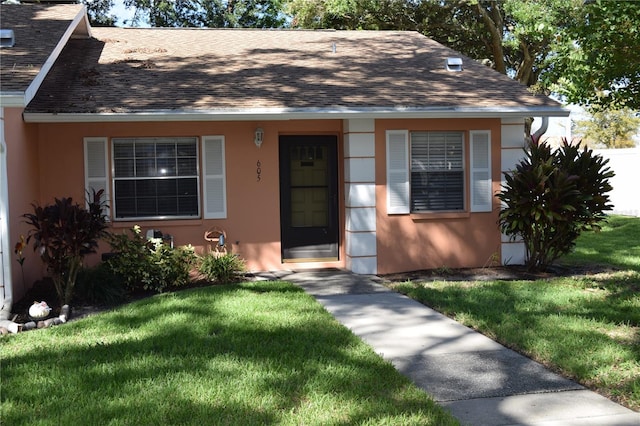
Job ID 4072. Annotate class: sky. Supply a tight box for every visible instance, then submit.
[110,0,135,27]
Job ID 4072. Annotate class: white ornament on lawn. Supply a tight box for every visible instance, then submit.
[29,301,52,319]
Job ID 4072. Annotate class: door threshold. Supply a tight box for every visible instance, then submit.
[282,257,339,263]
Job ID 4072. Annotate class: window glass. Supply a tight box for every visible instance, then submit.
[410,132,464,212]
[112,137,199,219]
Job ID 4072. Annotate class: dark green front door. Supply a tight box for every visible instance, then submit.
[279,135,339,261]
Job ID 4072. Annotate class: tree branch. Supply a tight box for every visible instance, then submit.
[476,1,506,74]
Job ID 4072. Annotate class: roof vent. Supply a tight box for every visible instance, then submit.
[0,29,15,48]
[445,57,463,72]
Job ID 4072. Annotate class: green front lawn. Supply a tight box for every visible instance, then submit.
[562,214,640,271]
[1,281,457,425]
[389,215,640,411]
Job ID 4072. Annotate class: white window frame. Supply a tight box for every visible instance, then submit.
[410,131,465,213]
[110,137,201,221]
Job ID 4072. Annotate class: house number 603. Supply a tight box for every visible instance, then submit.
[256,160,262,182]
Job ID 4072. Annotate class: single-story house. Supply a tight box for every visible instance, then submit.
[0,4,568,305]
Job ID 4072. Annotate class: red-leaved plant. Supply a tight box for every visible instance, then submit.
[23,190,110,306]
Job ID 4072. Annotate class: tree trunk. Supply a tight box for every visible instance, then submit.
[476,1,506,75]
[53,256,83,306]
[516,41,536,86]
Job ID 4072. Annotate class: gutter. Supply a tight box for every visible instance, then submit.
[532,116,550,140]
[0,92,26,108]
[23,105,570,123]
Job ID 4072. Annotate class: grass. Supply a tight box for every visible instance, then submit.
[561,214,640,271]
[1,281,457,425]
[389,215,640,411]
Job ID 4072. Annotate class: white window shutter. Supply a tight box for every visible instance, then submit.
[386,130,410,214]
[470,131,492,212]
[83,137,110,214]
[202,136,227,219]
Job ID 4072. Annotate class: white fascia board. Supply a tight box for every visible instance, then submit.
[24,6,92,106]
[23,105,570,123]
[0,93,26,107]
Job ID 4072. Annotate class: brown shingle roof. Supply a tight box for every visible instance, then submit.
[25,26,562,115]
[0,4,85,93]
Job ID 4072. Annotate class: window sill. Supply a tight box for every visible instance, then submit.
[410,211,470,221]
[111,218,204,229]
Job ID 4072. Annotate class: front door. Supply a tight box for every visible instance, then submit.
[279,135,339,261]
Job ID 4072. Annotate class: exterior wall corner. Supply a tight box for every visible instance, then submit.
[500,117,526,265]
[343,119,377,274]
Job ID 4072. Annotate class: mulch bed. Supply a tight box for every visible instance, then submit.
[8,263,618,329]
[379,263,619,283]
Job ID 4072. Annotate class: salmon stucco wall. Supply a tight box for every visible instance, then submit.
[5,108,45,299]
[375,118,503,274]
[34,119,346,274]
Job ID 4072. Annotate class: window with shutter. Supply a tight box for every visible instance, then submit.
[202,136,227,219]
[410,132,464,212]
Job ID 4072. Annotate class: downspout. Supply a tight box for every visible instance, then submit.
[532,116,549,141]
[0,108,19,333]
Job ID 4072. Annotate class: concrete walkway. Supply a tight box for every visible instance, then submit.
[257,269,640,426]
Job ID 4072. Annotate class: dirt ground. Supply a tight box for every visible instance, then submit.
[379,263,618,283]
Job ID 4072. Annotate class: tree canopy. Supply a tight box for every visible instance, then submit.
[548,0,640,110]
[574,108,640,149]
[121,0,287,28]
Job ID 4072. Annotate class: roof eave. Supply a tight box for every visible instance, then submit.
[22,105,570,123]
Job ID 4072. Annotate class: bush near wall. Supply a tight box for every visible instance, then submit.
[105,226,197,293]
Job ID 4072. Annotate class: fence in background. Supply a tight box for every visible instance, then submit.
[594,147,640,217]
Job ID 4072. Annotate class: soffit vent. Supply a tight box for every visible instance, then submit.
[445,57,463,72]
[0,29,15,48]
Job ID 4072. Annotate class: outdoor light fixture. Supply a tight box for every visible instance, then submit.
[254,127,264,148]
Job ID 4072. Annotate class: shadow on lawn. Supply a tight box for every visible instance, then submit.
[2,282,450,425]
[391,277,640,410]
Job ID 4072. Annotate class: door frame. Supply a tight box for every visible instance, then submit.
[279,135,340,262]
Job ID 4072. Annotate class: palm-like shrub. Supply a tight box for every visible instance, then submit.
[23,190,109,305]
[497,138,614,271]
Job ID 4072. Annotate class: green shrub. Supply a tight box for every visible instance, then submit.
[498,138,614,271]
[105,226,197,293]
[199,253,246,283]
[75,263,128,306]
